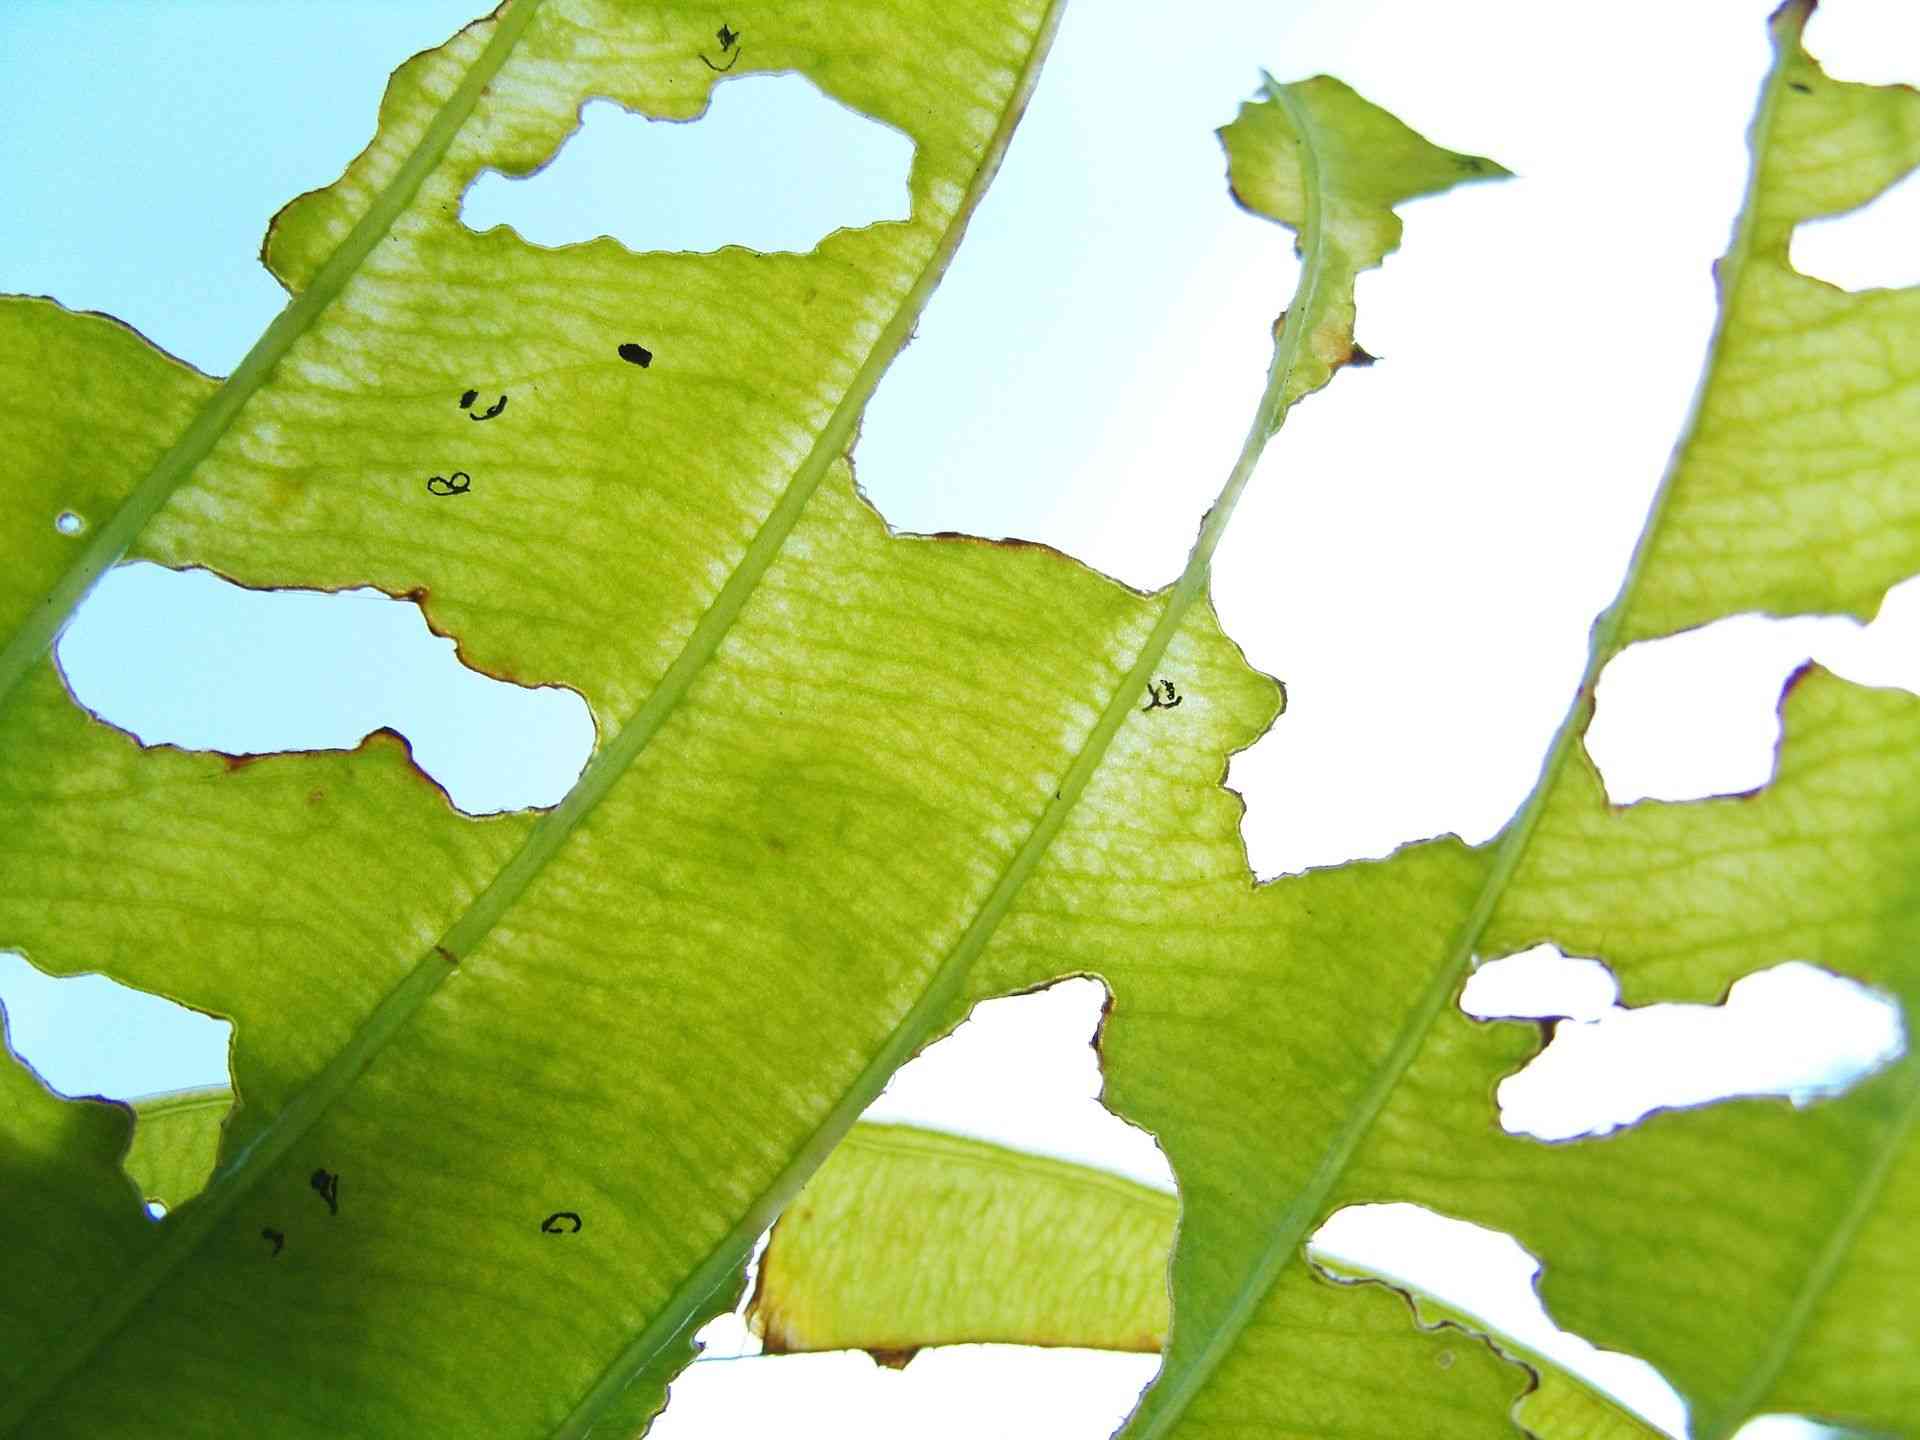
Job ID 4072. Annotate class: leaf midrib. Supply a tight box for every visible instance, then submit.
[5,1,1080,1435]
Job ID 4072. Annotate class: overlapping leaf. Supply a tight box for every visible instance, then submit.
[745,1123,1668,1439]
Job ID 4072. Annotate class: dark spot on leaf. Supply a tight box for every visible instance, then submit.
[1347,343,1377,367]
[700,26,742,72]
[459,389,478,409]
[1789,80,1812,93]
[541,1211,582,1233]
[1144,678,1183,711]
[866,1348,918,1371]
[618,342,653,368]
[309,1168,339,1216]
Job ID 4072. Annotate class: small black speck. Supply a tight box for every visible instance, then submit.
[717,23,738,50]
[459,389,478,409]
[1788,80,1812,94]
[618,343,654,368]
[310,1168,340,1216]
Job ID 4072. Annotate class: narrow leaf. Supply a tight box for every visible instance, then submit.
[747,1123,1667,1440]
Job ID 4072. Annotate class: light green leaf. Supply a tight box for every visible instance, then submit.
[1221,74,1505,415]
[0,4,1502,1438]
[122,1088,231,1213]
[950,6,1917,1437]
[1403,7,1920,1431]
[745,1123,1666,1439]
[749,1123,1176,1361]
[1610,2,1920,643]
[1,0,1101,1433]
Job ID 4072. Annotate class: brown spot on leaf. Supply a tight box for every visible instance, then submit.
[866,1347,918,1371]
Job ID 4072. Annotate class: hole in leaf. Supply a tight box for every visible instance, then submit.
[54,510,84,536]
[1312,1203,1686,1436]
[460,78,914,255]
[1804,2,1920,86]
[1585,579,1920,805]
[144,1200,167,1221]
[1470,951,1904,1141]
[1462,946,1618,1022]
[56,562,595,816]
[860,977,1173,1192]
[0,951,230,1101]
[1791,164,1920,291]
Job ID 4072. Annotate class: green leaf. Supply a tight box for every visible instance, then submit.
[749,1123,1176,1361]
[0,4,1501,1438]
[1,0,1096,1432]
[1389,8,1920,1431]
[122,1088,231,1213]
[745,1123,1667,1439]
[1220,74,1505,415]
[949,6,1918,1437]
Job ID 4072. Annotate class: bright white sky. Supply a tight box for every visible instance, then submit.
[2,2,1917,1436]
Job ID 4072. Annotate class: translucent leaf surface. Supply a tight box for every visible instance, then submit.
[9,1,1904,1436]
[0,1,1111,1433]
[959,7,1915,1437]
[746,1123,1665,1439]
[122,1088,230,1213]
[0,4,1502,1437]
[1438,8,1920,1430]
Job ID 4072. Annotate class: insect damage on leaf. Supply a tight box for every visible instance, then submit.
[8,2,1913,1439]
